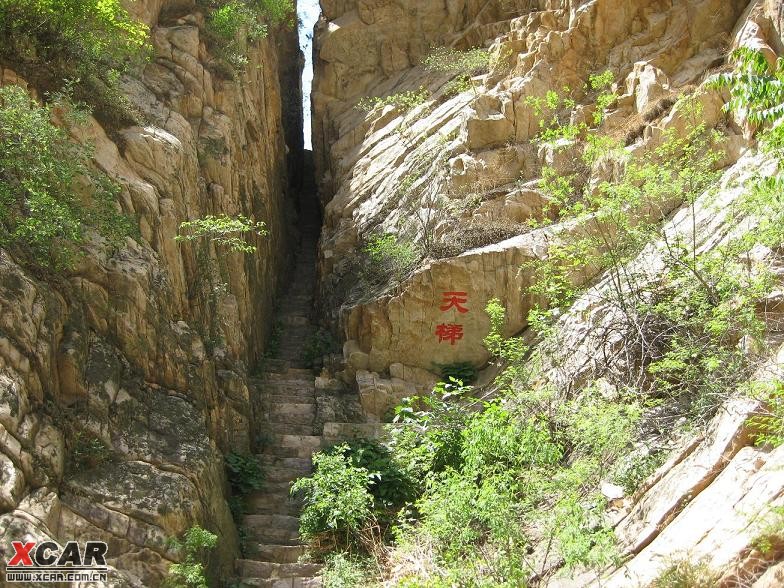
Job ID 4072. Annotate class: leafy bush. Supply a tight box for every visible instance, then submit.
[67,430,113,472]
[176,214,267,253]
[651,558,721,588]
[710,47,784,124]
[225,452,264,495]
[361,233,421,288]
[291,446,375,549]
[200,0,294,73]
[522,92,777,424]
[0,85,135,270]
[422,47,490,76]
[335,439,417,511]
[357,87,430,113]
[164,526,218,588]
[0,0,149,125]
[302,329,339,369]
[422,47,490,98]
[749,381,784,447]
[430,219,524,259]
[322,552,376,588]
[390,380,474,481]
[435,362,477,385]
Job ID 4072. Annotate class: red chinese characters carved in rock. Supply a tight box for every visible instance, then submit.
[440,291,469,313]
[436,291,469,344]
[435,323,464,345]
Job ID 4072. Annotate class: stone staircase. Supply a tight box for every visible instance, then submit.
[236,207,324,586]
[235,178,383,585]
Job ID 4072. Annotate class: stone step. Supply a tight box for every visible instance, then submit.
[272,434,323,451]
[259,455,313,470]
[264,395,316,406]
[259,445,308,459]
[259,380,316,392]
[237,560,322,580]
[268,422,317,436]
[280,316,311,327]
[278,333,312,354]
[265,403,316,425]
[243,524,301,545]
[243,544,307,564]
[261,480,297,496]
[264,434,324,458]
[259,359,290,373]
[263,369,316,380]
[321,422,385,441]
[243,513,300,530]
[239,576,322,588]
[265,466,312,484]
[277,343,312,354]
[245,494,302,516]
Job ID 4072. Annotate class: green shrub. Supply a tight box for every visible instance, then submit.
[422,47,490,99]
[611,449,666,495]
[176,214,267,253]
[422,47,490,76]
[164,526,218,588]
[361,233,421,288]
[431,219,525,258]
[291,446,375,549]
[301,329,339,368]
[710,47,784,125]
[357,87,430,113]
[322,552,378,588]
[0,0,149,125]
[752,504,784,556]
[651,558,721,588]
[225,452,264,495]
[390,380,474,480]
[749,381,784,447]
[200,0,294,73]
[0,85,135,270]
[209,1,268,42]
[434,362,477,385]
[67,430,113,472]
[336,439,417,511]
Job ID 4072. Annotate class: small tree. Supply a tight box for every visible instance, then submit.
[176,214,267,253]
[164,526,218,588]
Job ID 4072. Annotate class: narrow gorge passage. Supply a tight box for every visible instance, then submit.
[237,182,324,586]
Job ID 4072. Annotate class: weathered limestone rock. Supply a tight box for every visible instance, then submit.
[313,0,751,375]
[0,0,300,584]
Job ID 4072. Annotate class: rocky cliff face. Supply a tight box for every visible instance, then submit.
[311,0,784,583]
[0,1,300,585]
[312,0,768,390]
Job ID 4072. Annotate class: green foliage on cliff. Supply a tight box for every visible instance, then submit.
[291,447,376,549]
[361,233,421,288]
[176,214,267,253]
[164,526,218,588]
[0,0,150,125]
[357,87,431,113]
[292,303,638,583]
[0,85,134,270]
[200,0,295,72]
[422,47,490,98]
[294,51,784,585]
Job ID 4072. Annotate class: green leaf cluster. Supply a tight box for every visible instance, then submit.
[0,85,135,270]
[357,87,430,113]
[200,0,294,72]
[360,233,421,288]
[164,526,218,588]
[176,214,267,254]
[0,0,150,125]
[291,447,376,548]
